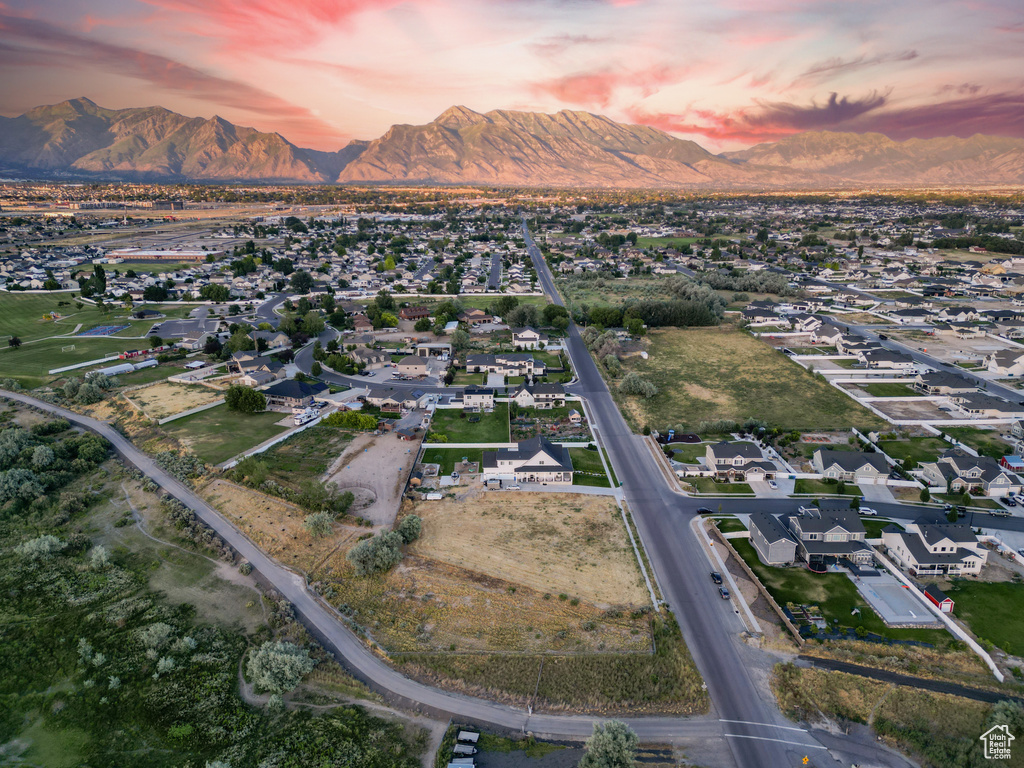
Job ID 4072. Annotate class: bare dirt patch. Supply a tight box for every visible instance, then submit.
[871,399,957,421]
[199,478,366,574]
[324,432,422,526]
[127,380,223,420]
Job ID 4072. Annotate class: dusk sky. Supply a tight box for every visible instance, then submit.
[1,0,1022,152]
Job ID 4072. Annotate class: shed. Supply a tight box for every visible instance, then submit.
[924,585,954,613]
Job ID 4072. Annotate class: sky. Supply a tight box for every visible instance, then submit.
[1,0,1022,152]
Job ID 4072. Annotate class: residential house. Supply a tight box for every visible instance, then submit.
[882,518,987,576]
[465,353,545,377]
[511,382,566,409]
[920,449,1022,496]
[812,449,890,484]
[398,306,431,321]
[396,355,428,377]
[784,508,873,566]
[250,329,290,351]
[228,353,285,379]
[351,314,374,333]
[949,392,1024,419]
[811,323,844,346]
[512,327,549,349]
[263,380,327,411]
[915,371,977,396]
[748,511,798,566]
[704,441,777,481]
[458,308,493,326]
[482,436,573,485]
[462,386,494,410]
[349,347,391,370]
[790,313,823,333]
[986,349,1024,377]
[861,350,918,371]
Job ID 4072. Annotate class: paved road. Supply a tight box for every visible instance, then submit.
[487,250,502,290]
[522,221,827,767]
[255,292,288,328]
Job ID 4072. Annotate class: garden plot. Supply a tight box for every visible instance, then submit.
[125,380,223,420]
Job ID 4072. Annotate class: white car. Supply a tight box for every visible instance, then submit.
[860,507,878,516]
[767,479,778,490]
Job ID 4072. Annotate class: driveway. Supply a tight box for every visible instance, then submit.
[860,483,897,503]
[748,479,792,498]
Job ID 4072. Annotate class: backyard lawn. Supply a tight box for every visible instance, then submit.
[568,446,610,488]
[669,443,708,463]
[941,427,1013,461]
[161,405,288,465]
[862,383,919,397]
[713,517,748,534]
[878,437,949,467]
[449,369,486,386]
[731,539,948,644]
[428,403,509,443]
[618,326,887,432]
[419,447,484,475]
[945,581,1024,656]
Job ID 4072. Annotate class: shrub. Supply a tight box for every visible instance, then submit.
[224,384,266,413]
[396,514,422,544]
[246,641,317,694]
[303,511,335,538]
[347,531,404,576]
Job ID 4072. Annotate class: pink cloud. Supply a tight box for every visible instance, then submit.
[531,65,680,108]
[0,11,344,146]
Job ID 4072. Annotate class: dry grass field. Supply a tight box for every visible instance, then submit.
[199,478,364,574]
[620,326,888,432]
[126,380,223,420]
[411,492,646,606]
[310,492,652,655]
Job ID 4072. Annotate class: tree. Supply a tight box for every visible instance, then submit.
[246,641,317,694]
[506,304,540,328]
[396,515,422,544]
[490,295,519,318]
[290,270,314,293]
[619,372,658,398]
[7,336,21,348]
[224,329,256,355]
[379,312,398,328]
[143,285,169,301]
[303,312,326,335]
[450,328,470,352]
[414,317,432,332]
[625,317,645,337]
[310,360,322,377]
[203,336,223,355]
[149,335,163,348]
[919,487,930,503]
[578,721,638,768]
[375,289,396,312]
[224,385,266,413]
[199,284,230,302]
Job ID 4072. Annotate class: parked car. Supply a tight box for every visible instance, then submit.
[860,507,878,516]
[697,507,713,514]
[1005,497,1017,507]
[719,587,731,600]
[767,479,778,490]
[710,571,723,584]
[878,333,889,340]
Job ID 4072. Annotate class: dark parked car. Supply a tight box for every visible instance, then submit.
[710,571,723,584]
[878,333,889,340]
[1006,498,1017,507]
[697,507,713,514]
[719,587,731,600]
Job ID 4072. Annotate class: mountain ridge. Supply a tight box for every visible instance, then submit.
[1,98,1023,187]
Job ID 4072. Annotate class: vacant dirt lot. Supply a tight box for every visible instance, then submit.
[199,478,365,574]
[871,398,957,421]
[411,491,647,606]
[127,381,223,420]
[324,432,422,526]
[310,491,653,654]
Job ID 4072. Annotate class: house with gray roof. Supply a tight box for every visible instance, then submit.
[705,441,777,481]
[812,449,890,484]
[920,449,1022,497]
[748,511,798,566]
[482,436,573,485]
[882,518,987,576]
[784,508,873,566]
[914,371,977,396]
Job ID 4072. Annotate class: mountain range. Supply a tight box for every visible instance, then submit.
[1,97,1023,188]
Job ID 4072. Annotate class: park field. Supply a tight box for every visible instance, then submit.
[619,326,888,432]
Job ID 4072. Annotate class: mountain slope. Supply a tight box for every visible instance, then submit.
[335,106,748,187]
[0,97,326,181]
[724,130,1024,184]
[1,98,1023,186]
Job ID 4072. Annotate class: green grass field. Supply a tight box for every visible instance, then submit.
[731,539,949,644]
[635,236,702,249]
[669,443,708,463]
[619,327,887,432]
[862,383,919,397]
[419,447,484,475]
[947,581,1024,656]
[793,479,862,496]
[0,292,107,343]
[714,517,748,534]
[879,437,949,466]
[0,337,145,388]
[692,478,754,495]
[568,447,610,487]
[941,427,1012,460]
[161,405,288,465]
[449,369,486,386]
[428,403,509,443]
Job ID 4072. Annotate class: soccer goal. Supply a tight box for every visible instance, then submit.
[62,344,76,353]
